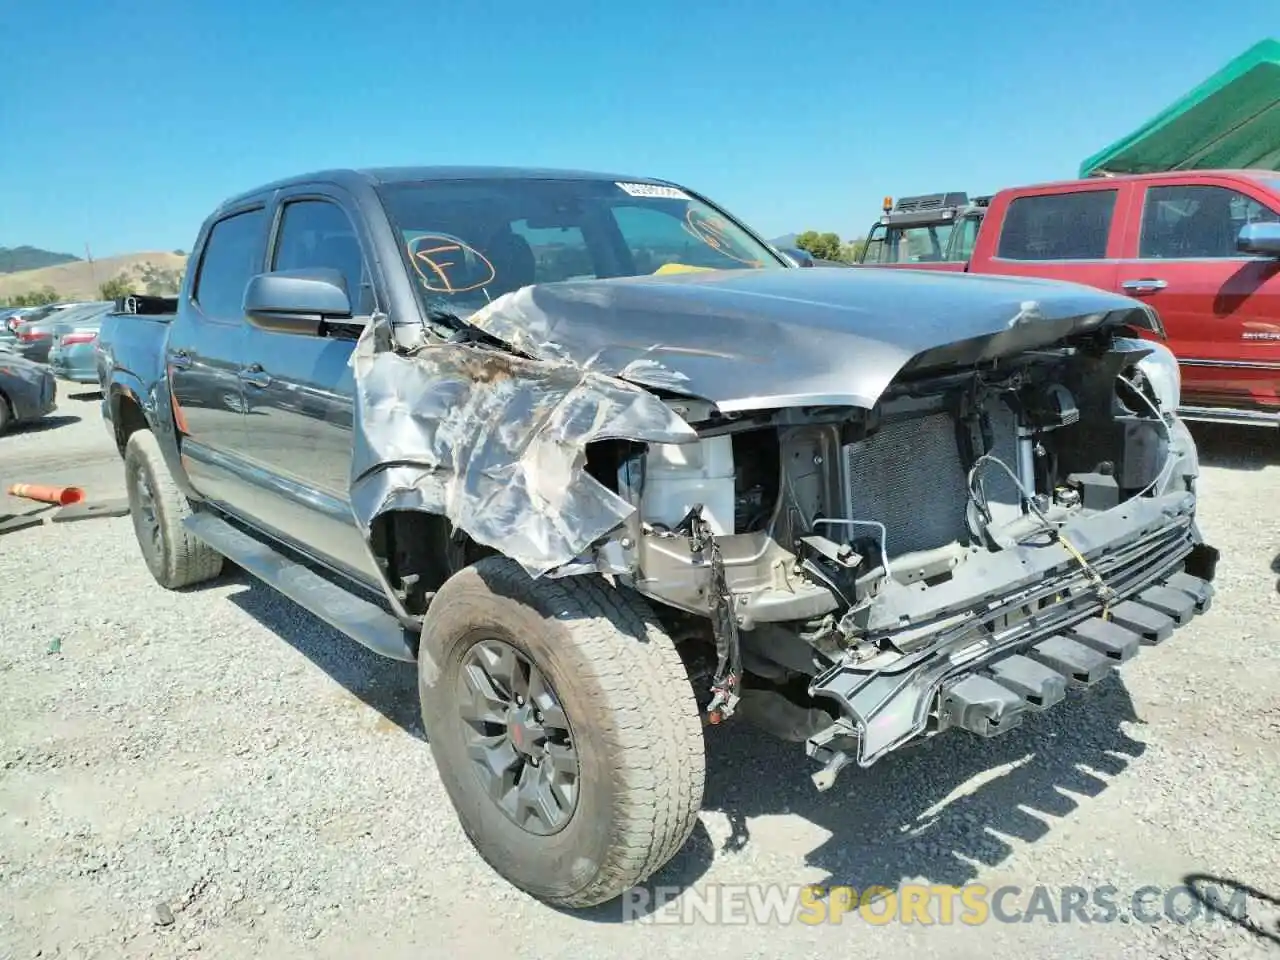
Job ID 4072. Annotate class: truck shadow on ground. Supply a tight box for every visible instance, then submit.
[1184,873,1280,946]
[10,415,80,436]
[223,575,424,739]
[590,675,1147,921]
[216,567,1147,924]
[1189,423,1280,470]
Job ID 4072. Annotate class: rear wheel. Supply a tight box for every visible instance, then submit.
[0,392,12,434]
[418,557,706,908]
[123,430,224,589]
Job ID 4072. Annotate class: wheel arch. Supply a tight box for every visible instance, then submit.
[366,508,497,616]
[109,384,150,455]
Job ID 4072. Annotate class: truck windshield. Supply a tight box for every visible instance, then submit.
[861,222,954,264]
[375,178,784,316]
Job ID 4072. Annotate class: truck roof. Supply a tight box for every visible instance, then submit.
[216,166,676,211]
[992,168,1280,196]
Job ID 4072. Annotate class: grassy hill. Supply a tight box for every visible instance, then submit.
[0,252,188,302]
[0,246,80,274]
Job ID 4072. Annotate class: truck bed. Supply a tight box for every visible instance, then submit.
[95,297,175,437]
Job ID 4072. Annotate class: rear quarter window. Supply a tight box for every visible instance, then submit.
[996,190,1117,261]
[193,208,267,321]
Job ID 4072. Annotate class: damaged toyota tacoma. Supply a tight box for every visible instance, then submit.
[97,167,1219,908]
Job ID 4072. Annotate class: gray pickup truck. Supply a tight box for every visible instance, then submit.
[97,166,1218,908]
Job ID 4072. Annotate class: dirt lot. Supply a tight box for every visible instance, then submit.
[1,391,1278,960]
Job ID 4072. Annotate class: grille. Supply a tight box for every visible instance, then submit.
[843,400,1021,558]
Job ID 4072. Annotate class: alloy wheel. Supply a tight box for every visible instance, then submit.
[456,637,579,835]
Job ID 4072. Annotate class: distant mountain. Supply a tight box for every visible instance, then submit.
[0,245,80,275]
[768,233,799,248]
[0,252,187,301]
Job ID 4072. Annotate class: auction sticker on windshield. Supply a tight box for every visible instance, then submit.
[615,182,691,200]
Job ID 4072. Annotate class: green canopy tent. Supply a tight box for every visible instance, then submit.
[1079,38,1280,177]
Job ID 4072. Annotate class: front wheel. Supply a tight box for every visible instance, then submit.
[418,557,706,908]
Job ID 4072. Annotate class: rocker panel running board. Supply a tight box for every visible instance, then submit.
[183,512,417,662]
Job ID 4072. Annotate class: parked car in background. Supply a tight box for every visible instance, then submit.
[1,306,50,349]
[857,192,989,266]
[5,300,93,342]
[48,312,111,383]
[12,300,111,364]
[0,309,23,350]
[859,171,1280,428]
[774,249,855,268]
[965,171,1280,427]
[0,351,57,433]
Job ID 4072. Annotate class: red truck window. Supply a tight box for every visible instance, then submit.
[1139,184,1280,259]
[997,190,1117,261]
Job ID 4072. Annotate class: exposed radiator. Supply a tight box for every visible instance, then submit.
[843,400,1021,558]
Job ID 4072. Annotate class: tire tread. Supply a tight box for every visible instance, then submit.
[125,430,224,589]
[434,557,706,908]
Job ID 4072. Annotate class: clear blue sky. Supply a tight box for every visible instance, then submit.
[2,0,1275,257]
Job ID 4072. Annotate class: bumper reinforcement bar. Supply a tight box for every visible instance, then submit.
[805,563,1214,789]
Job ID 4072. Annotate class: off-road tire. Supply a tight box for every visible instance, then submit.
[123,430,224,589]
[418,556,706,908]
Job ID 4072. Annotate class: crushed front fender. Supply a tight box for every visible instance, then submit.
[348,321,697,579]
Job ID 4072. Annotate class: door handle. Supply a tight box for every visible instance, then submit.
[1121,278,1168,295]
[169,349,192,370]
[238,363,271,388]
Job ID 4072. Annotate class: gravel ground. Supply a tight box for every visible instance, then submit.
[1,392,1278,960]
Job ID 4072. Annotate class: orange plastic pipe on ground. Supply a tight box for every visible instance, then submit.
[7,484,86,506]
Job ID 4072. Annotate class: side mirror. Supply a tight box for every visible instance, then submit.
[243,268,353,335]
[1236,221,1280,257]
[776,246,816,267]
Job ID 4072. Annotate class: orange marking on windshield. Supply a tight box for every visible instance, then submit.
[683,208,758,265]
[406,234,496,294]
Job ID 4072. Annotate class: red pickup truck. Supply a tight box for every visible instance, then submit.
[872,170,1280,427]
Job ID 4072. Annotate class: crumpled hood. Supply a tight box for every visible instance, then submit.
[464,266,1162,413]
[349,265,1161,580]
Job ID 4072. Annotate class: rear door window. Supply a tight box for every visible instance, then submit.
[193,208,267,322]
[1139,184,1280,259]
[997,190,1117,261]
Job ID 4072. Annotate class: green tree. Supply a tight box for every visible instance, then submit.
[839,237,868,263]
[139,261,183,295]
[100,274,136,300]
[795,230,843,261]
[6,286,61,306]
